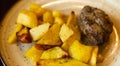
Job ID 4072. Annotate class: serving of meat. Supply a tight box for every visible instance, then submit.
[78,6,113,46]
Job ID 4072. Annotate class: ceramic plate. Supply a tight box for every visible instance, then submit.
[0,0,120,66]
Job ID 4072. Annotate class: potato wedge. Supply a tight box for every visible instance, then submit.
[30,23,50,41]
[7,32,17,44]
[17,27,28,36]
[43,11,54,25]
[30,3,47,17]
[24,45,44,66]
[59,24,74,42]
[7,24,23,44]
[62,35,79,51]
[40,47,68,59]
[37,59,89,66]
[66,11,78,27]
[69,40,93,63]
[89,46,98,66]
[53,10,64,18]
[62,12,80,51]
[54,17,65,25]
[37,24,62,45]
[17,10,38,28]
[14,24,23,32]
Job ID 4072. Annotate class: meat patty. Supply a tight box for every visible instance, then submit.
[78,6,113,46]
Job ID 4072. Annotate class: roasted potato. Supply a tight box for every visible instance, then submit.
[53,10,64,18]
[30,3,47,17]
[62,35,78,51]
[43,11,54,25]
[37,24,62,45]
[7,32,17,44]
[17,10,38,28]
[54,17,65,25]
[62,12,80,51]
[7,24,23,44]
[89,46,98,66]
[30,23,50,41]
[40,47,68,59]
[14,24,23,32]
[69,40,93,63]
[59,24,74,42]
[24,45,44,66]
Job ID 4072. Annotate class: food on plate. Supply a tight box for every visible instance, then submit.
[54,16,65,25]
[40,47,68,59]
[7,24,23,44]
[59,24,74,42]
[61,12,80,51]
[69,40,93,63]
[37,23,62,45]
[53,10,64,18]
[17,10,38,28]
[89,46,98,66]
[30,3,47,17]
[24,45,44,66]
[8,4,113,66]
[30,23,50,41]
[78,6,113,46]
[43,11,54,25]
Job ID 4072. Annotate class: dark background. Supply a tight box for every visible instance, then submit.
[0,0,18,65]
[0,0,18,21]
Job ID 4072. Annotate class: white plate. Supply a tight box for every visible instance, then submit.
[0,0,120,66]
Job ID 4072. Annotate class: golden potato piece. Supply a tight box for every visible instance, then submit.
[17,10,38,28]
[62,12,80,51]
[40,47,68,59]
[43,11,54,25]
[24,45,44,66]
[30,23,50,41]
[53,10,64,18]
[66,11,78,27]
[7,24,23,44]
[17,27,28,36]
[54,17,65,25]
[89,46,98,66]
[37,59,89,66]
[7,32,17,44]
[30,3,47,17]
[59,24,74,42]
[14,24,23,32]
[62,35,79,51]
[69,40,93,63]
[37,24,62,45]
